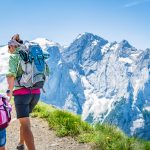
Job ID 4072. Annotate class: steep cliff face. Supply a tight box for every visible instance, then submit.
[38,40,85,114]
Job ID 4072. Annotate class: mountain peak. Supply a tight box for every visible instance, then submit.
[145,48,150,51]
[76,32,107,41]
[32,38,58,46]
[73,32,108,47]
[119,40,132,48]
[117,40,137,57]
[32,38,60,50]
[76,32,98,38]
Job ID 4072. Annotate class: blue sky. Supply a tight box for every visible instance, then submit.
[0,0,149,49]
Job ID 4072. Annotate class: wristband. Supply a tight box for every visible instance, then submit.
[6,89,12,94]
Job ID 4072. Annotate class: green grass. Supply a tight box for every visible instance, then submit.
[32,102,150,150]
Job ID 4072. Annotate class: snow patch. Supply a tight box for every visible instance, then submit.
[130,118,145,135]
[101,43,110,54]
[132,67,149,103]
[81,76,113,122]
[143,106,150,112]
[119,57,132,64]
[32,38,59,50]
[63,94,78,113]
[69,70,78,83]
[0,46,10,74]
[92,40,98,46]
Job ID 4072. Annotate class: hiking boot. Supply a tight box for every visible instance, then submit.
[16,144,25,150]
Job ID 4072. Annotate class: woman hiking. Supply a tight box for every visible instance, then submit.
[6,34,41,150]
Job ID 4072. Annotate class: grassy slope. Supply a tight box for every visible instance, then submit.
[32,102,150,150]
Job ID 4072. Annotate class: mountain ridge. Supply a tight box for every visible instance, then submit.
[0,32,149,140]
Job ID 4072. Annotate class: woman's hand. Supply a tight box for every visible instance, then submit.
[6,92,12,101]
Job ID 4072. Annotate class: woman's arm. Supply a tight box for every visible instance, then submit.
[6,76,15,100]
[6,53,19,100]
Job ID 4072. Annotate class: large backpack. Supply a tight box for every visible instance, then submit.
[0,94,12,129]
[16,42,50,90]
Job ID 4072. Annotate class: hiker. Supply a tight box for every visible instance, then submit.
[6,34,45,150]
[0,95,12,150]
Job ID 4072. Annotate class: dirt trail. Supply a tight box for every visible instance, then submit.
[6,105,92,150]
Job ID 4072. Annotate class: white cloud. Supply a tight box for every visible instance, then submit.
[125,0,150,8]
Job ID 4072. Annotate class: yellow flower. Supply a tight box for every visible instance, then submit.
[106,137,110,140]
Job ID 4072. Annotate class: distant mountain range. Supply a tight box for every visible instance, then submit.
[0,33,149,140]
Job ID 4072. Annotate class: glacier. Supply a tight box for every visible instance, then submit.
[0,33,149,140]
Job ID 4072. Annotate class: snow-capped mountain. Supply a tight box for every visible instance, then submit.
[31,38,61,51]
[0,45,10,93]
[0,33,149,140]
